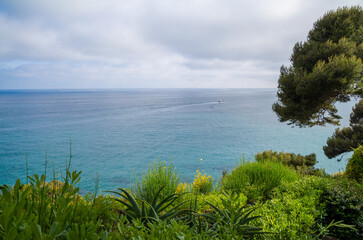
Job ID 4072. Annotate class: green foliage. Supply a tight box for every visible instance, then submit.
[0,179,38,239]
[274,55,363,127]
[1,148,360,239]
[0,169,112,239]
[273,6,363,128]
[255,150,316,174]
[273,6,363,160]
[66,221,108,240]
[315,219,357,240]
[319,177,363,239]
[133,160,180,204]
[221,160,300,202]
[253,176,327,239]
[108,186,190,224]
[175,182,190,194]
[179,191,247,214]
[345,145,363,183]
[79,194,120,228]
[114,216,212,240]
[201,192,265,239]
[200,192,247,213]
[307,6,363,44]
[265,175,362,239]
[191,170,214,194]
[324,100,363,158]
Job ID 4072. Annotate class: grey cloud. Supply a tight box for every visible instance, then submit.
[140,0,361,62]
[0,0,361,88]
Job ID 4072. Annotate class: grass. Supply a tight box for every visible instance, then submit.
[221,160,300,201]
[133,160,180,204]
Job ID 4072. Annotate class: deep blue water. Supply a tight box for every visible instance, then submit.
[0,89,356,193]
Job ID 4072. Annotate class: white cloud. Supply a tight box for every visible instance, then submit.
[0,0,361,88]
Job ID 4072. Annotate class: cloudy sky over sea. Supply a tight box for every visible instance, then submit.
[0,0,361,89]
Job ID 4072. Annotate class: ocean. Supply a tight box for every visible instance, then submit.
[0,89,356,193]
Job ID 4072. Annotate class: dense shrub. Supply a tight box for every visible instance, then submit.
[1,151,361,239]
[201,192,265,239]
[0,171,112,239]
[80,194,120,227]
[175,182,190,194]
[253,176,327,239]
[320,177,363,239]
[221,160,300,202]
[255,150,317,174]
[258,174,363,240]
[181,191,247,213]
[109,186,191,225]
[191,170,214,194]
[133,160,180,203]
[345,145,363,183]
[113,217,212,239]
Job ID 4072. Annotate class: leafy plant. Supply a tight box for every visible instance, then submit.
[0,170,83,239]
[201,191,266,239]
[0,164,115,239]
[0,179,37,239]
[114,216,211,240]
[175,182,190,194]
[133,160,180,204]
[177,191,247,215]
[253,176,326,239]
[256,150,316,167]
[221,160,300,202]
[345,145,363,183]
[108,186,190,224]
[66,221,109,240]
[80,193,120,229]
[315,219,357,239]
[191,170,214,194]
[319,177,363,239]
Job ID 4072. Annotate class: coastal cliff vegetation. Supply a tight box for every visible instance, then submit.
[0,146,362,239]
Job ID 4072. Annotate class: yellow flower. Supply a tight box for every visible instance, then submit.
[200,158,203,162]
[332,171,344,177]
[175,182,189,194]
[191,170,213,194]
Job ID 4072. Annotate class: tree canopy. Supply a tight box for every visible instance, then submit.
[323,99,363,159]
[273,6,363,158]
[273,6,363,127]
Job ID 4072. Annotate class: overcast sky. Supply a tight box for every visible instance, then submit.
[0,0,361,89]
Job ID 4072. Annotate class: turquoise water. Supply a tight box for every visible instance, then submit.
[0,89,355,193]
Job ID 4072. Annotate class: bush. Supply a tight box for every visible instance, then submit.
[320,177,363,239]
[133,160,180,203]
[80,194,120,228]
[331,170,346,181]
[253,176,327,239]
[345,145,363,183]
[181,191,247,213]
[0,170,111,239]
[221,160,300,202]
[109,186,191,224]
[255,150,317,174]
[191,170,214,194]
[113,217,211,239]
[175,182,190,194]
[201,192,265,239]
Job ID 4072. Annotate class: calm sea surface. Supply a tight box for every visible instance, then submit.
[0,89,356,192]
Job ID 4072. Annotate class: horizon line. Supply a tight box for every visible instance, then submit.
[0,87,278,91]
